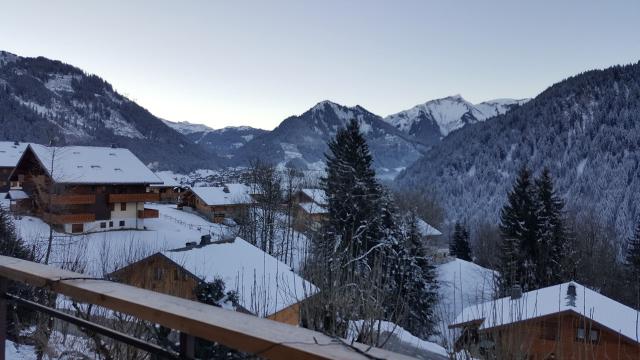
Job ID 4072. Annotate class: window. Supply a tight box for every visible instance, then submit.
[119,220,125,227]
[100,222,106,229]
[71,223,84,233]
[154,267,163,281]
[576,327,599,343]
[109,221,113,228]
[120,202,127,211]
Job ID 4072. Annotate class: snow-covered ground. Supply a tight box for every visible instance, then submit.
[348,320,448,359]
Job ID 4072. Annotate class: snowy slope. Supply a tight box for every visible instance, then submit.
[385,95,529,145]
[162,119,214,134]
[435,259,495,348]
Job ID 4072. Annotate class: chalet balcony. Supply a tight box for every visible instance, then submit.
[108,193,160,203]
[51,194,96,205]
[43,212,96,224]
[137,208,159,219]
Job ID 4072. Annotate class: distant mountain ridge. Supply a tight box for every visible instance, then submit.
[0,51,221,172]
[231,100,425,178]
[384,95,529,146]
[164,120,268,159]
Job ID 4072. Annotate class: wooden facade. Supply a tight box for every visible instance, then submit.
[0,167,13,192]
[148,185,183,203]
[9,147,160,233]
[452,310,640,359]
[111,252,303,326]
[291,189,328,232]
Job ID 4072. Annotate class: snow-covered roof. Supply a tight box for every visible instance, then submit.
[5,189,29,200]
[0,141,29,168]
[451,281,640,343]
[25,144,162,185]
[301,188,327,205]
[190,184,253,206]
[163,237,317,316]
[150,171,181,188]
[298,202,328,215]
[416,218,442,236]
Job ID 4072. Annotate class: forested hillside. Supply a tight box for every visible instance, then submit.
[397,62,640,238]
[0,51,221,172]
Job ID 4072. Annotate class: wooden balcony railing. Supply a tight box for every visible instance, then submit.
[0,256,416,360]
[108,193,159,203]
[137,208,159,219]
[51,194,96,205]
[43,212,96,224]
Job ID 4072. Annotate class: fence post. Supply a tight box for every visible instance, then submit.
[0,277,7,360]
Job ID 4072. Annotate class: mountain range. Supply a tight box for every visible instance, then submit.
[397,61,640,238]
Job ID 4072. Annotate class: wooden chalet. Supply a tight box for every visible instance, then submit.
[449,282,640,359]
[0,141,29,192]
[9,144,162,234]
[179,184,253,223]
[110,236,317,326]
[148,172,184,203]
[292,188,328,231]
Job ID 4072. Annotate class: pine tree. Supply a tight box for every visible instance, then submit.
[450,222,472,261]
[398,211,439,338]
[498,166,538,294]
[321,118,383,271]
[534,168,569,287]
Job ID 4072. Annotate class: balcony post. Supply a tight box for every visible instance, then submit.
[0,277,7,360]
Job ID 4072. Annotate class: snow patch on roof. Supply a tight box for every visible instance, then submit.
[0,141,29,167]
[416,218,442,236]
[27,144,161,184]
[163,237,317,316]
[298,202,327,215]
[190,184,252,206]
[301,188,327,206]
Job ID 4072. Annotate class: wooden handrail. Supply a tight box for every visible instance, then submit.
[0,256,417,360]
[108,193,160,203]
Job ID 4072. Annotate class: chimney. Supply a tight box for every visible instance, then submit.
[200,234,212,246]
[510,284,522,300]
[185,241,197,248]
[110,143,117,149]
[13,141,19,146]
[222,185,230,193]
[567,283,577,297]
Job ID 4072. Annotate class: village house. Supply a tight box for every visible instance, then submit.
[0,141,29,192]
[179,183,253,224]
[110,236,317,325]
[449,281,640,359]
[9,144,162,233]
[291,188,328,231]
[148,172,184,203]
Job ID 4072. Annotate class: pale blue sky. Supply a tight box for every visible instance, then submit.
[1,0,638,129]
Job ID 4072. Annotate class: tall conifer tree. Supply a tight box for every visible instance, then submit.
[534,168,569,286]
[498,166,538,294]
[450,222,472,261]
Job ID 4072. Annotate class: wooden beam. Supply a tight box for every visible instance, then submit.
[0,256,418,360]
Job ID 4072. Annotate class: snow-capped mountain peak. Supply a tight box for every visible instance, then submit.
[384,95,530,145]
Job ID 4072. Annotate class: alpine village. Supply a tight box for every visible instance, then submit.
[1,3,640,360]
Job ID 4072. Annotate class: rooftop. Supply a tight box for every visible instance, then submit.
[162,237,317,316]
[301,188,327,205]
[24,144,161,185]
[0,141,29,168]
[451,281,640,343]
[190,184,253,206]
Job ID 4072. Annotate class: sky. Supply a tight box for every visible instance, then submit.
[1,1,639,130]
